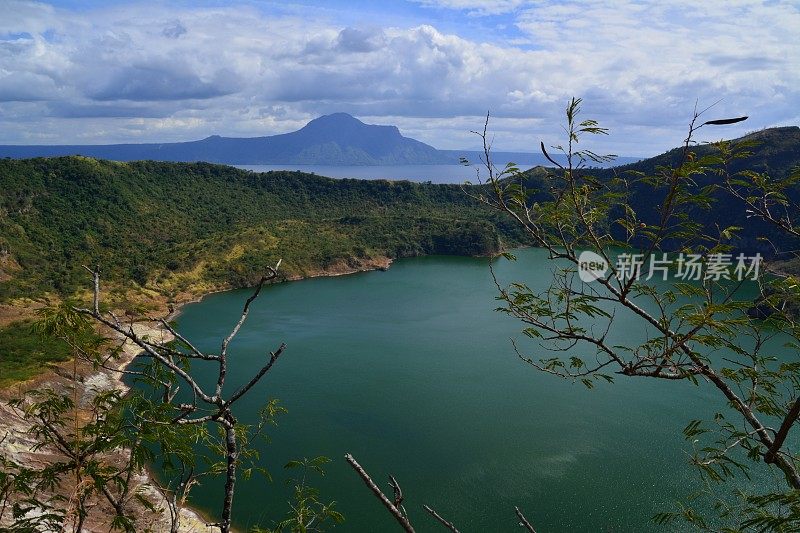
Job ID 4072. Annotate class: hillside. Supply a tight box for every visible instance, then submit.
[518,126,800,256]
[0,127,798,387]
[607,126,800,179]
[2,126,798,305]
[0,157,525,303]
[613,126,800,255]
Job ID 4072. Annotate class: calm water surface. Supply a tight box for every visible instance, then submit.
[235,159,635,183]
[151,249,788,532]
[234,164,517,184]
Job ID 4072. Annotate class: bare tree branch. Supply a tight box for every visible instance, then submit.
[515,506,536,532]
[344,454,415,533]
[423,505,460,532]
[70,260,285,533]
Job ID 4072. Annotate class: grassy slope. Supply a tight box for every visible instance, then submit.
[0,320,71,386]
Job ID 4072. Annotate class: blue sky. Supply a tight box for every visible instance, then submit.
[1,0,799,155]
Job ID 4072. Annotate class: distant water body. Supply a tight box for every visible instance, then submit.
[235,164,519,184]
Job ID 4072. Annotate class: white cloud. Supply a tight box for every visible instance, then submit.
[0,0,797,155]
[411,0,526,16]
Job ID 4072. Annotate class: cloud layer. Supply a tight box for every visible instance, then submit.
[1,0,798,155]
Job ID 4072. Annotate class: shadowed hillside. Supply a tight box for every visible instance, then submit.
[518,126,800,256]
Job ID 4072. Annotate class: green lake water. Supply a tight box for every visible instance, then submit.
[151,248,789,532]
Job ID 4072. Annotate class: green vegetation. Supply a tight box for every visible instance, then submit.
[3,107,800,531]
[0,320,72,386]
[0,276,332,533]
[480,100,800,530]
[3,125,798,303]
[259,457,345,533]
[514,125,800,258]
[0,157,523,302]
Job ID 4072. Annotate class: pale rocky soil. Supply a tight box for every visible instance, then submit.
[0,256,394,531]
[0,322,215,532]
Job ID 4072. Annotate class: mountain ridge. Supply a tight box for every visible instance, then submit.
[0,113,637,166]
[518,125,800,257]
[0,113,449,165]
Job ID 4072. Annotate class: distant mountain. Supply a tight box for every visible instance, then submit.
[0,113,448,165]
[0,113,638,166]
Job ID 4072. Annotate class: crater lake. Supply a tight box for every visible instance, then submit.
[140,248,787,532]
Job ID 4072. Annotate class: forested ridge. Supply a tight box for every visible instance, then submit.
[0,156,524,302]
[2,125,800,304]
[517,125,800,256]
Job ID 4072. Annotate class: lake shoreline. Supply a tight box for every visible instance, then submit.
[0,254,399,531]
[0,320,216,532]
[165,255,394,321]
[114,255,401,529]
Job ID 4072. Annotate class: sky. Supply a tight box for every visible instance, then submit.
[1,0,799,156]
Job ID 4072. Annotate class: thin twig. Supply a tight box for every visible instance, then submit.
[515,506,536,532]
[423,505,460,532]
[344,454,415,533]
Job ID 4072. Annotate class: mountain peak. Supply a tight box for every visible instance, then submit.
[317,112,360,121]
[297,112,402,139]
[0,111,449,164]
[303,112,364,129]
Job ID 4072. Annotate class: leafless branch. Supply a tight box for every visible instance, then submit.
[389,475,407,517]
[344,454,415,532]
[71,260,285,533]
[515,506,536,532]
[423,505,460,532]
